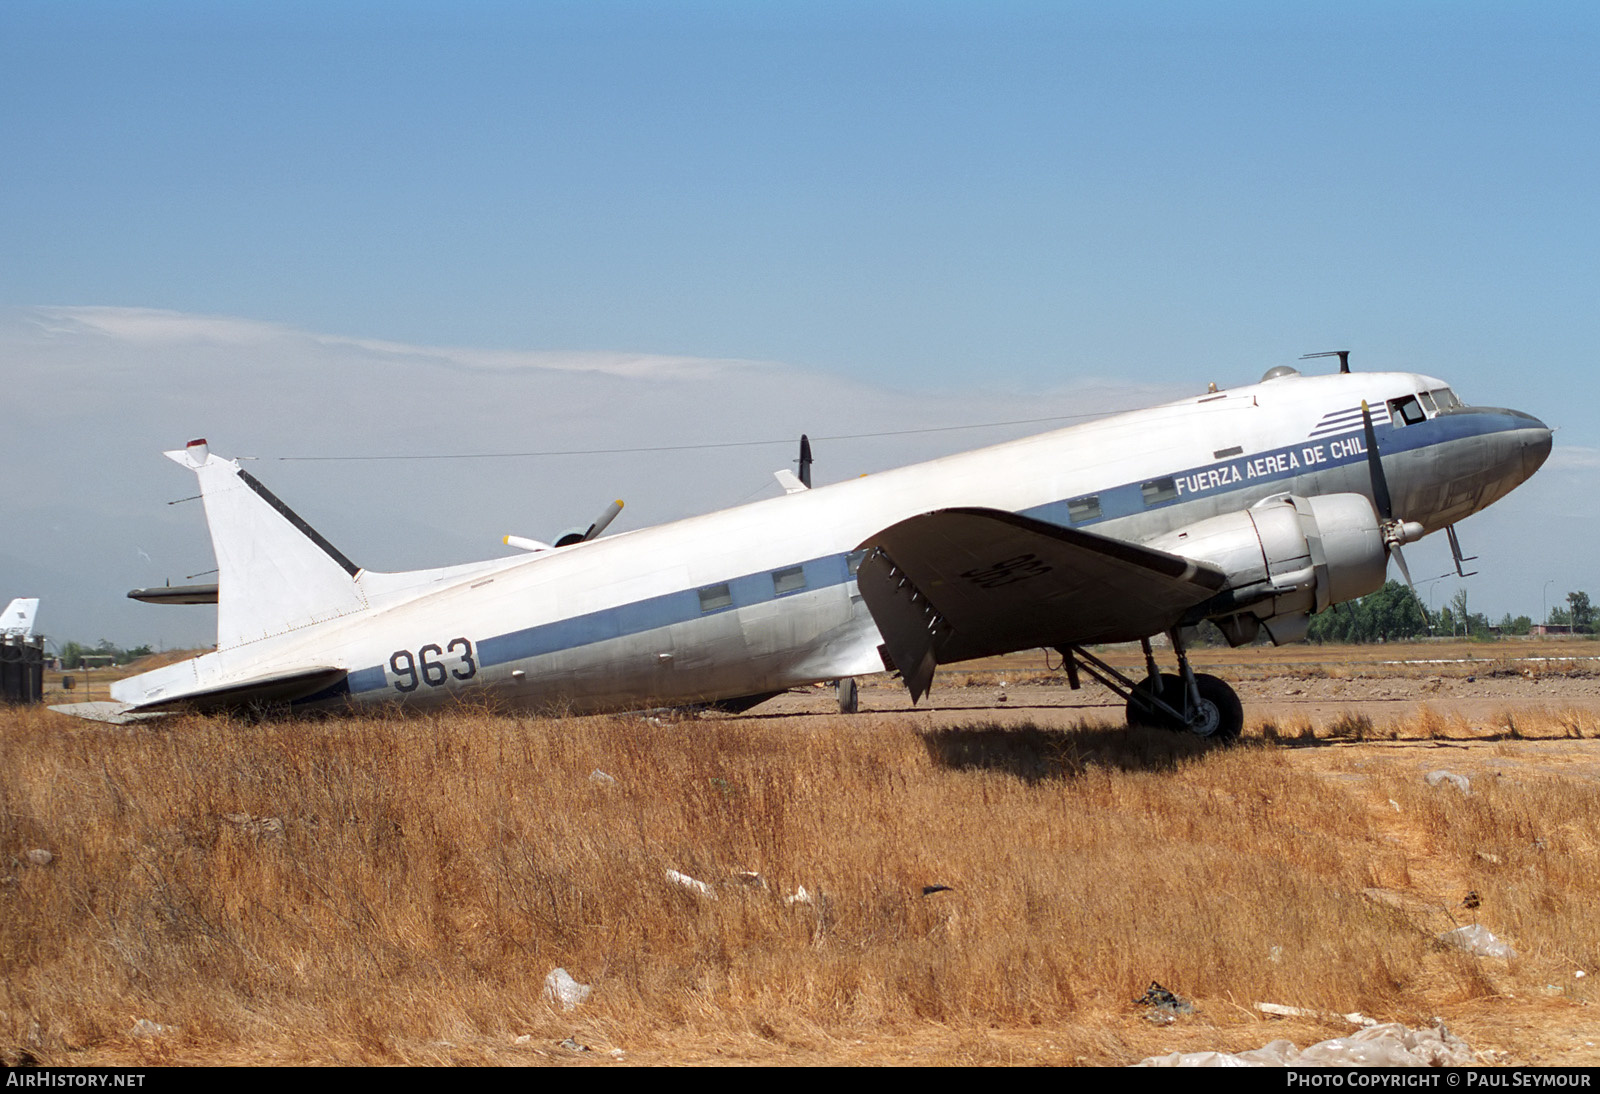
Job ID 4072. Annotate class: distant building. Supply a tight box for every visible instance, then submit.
[1530,623,1574,636]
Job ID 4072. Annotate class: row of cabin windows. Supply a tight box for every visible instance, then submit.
[1065,477,1177,524]
[697,564,814,613]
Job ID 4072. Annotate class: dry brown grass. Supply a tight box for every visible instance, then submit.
[1254,704,1600,744]
[2,699,1597,1065]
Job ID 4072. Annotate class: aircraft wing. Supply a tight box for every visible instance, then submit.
[855,507,1228,701]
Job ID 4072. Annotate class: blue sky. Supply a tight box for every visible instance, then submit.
[2,2,1596,647]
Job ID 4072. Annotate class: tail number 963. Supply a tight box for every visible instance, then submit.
[389,638,478,692]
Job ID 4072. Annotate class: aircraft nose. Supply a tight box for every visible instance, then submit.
[1521,417,1553,480]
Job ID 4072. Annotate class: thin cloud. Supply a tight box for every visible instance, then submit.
[34,306,772,380]
[1546,444,1600,472]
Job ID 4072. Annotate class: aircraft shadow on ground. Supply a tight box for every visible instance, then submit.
[918,721,1229,782]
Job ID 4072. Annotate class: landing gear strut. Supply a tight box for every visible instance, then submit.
[1057,631,1243,743]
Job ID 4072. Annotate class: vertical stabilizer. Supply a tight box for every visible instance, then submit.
[167,439,368,649]
[1,598,39,638]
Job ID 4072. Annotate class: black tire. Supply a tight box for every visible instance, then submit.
[1190,673,1244,743]
[1126,672,1185,731]
[1126,672,1243,743]
[836,677,859,715]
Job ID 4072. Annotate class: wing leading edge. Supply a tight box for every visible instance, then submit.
[855,507,1228,702]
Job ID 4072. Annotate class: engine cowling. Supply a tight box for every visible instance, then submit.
[1145,493,1388,646]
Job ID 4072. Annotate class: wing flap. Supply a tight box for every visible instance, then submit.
[855,508,1227,701]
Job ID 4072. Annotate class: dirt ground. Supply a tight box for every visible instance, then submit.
[761,642,1600,733]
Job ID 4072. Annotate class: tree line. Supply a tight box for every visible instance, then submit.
[57,639,154,669]
[1306,584,1594,644]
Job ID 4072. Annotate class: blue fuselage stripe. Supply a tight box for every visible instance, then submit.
[350,554,857,692]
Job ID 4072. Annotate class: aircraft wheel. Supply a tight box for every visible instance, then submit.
[1188,673,1243,743]
[836,677,859,715]
[1126,673,1185,731]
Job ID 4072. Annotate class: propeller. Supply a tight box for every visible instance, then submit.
[508,499,625,552]
[1359,400,1430,629]
[552,499,625,547]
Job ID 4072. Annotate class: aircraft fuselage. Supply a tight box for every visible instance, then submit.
[111,368,1551,716]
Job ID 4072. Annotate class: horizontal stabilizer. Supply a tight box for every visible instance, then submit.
[49,701,168,725]
[128,583,219,605]
[119,666,349,713]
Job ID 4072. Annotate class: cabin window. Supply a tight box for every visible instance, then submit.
[1067,494,1101,523]
[1388,395,1425,428]
[698,583,733,612]
[1213,445,1243,459]
[1141,478,1178,506]
[772,566,807,596]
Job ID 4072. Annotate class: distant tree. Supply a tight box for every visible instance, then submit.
[1436,607,1457,636]
[1497,613,1533,636]
[1568,591,1594,633]
[1307,581,1429,643]
[59,641,87,670]
[56,639,154,668]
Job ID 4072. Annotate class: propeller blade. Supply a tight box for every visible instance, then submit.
[1359,400,1394,521]
[1360,399,1431,632]
[1391,541,1413,586]
[582,499,625,542]
[1388,544,1434,634]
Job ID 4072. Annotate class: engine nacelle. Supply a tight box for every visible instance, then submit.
[1145,493,1388,646]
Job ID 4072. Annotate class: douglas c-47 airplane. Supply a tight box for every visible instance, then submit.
[70,356,1551,739]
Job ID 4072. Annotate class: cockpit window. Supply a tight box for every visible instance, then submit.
[1388,395,1426,427]
[1429,387,1462,410]
[1417,391,1437,415]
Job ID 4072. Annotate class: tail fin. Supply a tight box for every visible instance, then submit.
[2,598,39,638]
[170,439,367,649]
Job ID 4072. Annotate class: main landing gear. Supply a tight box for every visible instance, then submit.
[1056,631,1244,743]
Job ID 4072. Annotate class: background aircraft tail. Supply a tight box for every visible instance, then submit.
[2,598,39,638]
[169,439,368,649]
